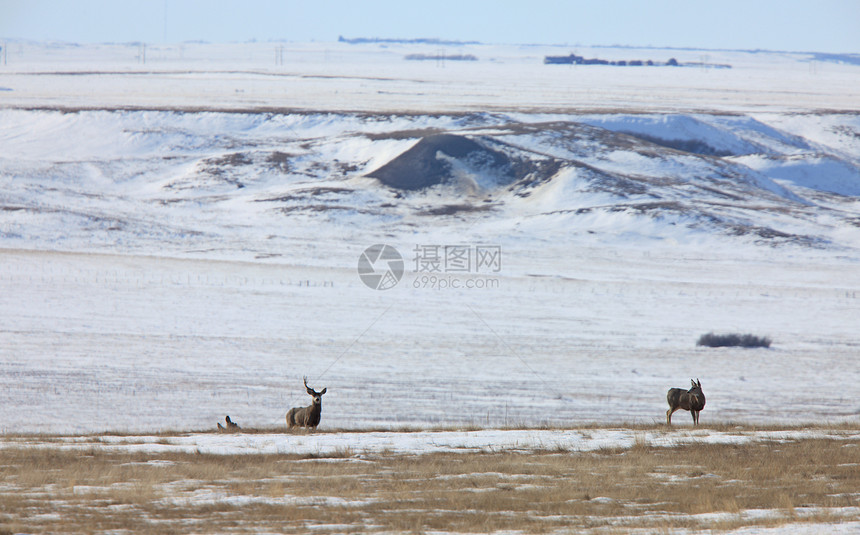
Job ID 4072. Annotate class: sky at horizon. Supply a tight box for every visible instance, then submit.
[1,0,859,54]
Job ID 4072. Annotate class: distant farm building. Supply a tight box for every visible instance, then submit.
[544,54,729,69]
[544,53,678,67]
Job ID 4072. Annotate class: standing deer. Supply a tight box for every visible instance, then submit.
[286,377,327,429]
[666,378,706,425]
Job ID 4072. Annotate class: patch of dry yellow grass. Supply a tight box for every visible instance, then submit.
[0,430,857,533]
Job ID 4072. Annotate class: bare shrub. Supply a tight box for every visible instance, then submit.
[697,332,772,348]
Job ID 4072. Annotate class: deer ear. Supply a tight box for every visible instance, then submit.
[320,388,327,395]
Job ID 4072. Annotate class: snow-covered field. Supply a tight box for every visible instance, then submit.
[2,245,860,434]
[2,41,858,113]
[1,41,860,436]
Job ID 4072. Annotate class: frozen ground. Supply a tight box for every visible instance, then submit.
[1,426,858,534]
[1,41,859,435]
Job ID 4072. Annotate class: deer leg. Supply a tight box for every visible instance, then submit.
[667,407,676,425]
[691,410,698,425]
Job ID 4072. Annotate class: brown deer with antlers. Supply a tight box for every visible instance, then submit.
[286,377,327,429]
[666,378,705,425]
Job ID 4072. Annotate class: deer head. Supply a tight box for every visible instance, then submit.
[304,376,326,405]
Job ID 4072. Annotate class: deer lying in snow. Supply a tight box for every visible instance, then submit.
[666,379,705,425]
[286,377,327,429]
[217,415,240,431]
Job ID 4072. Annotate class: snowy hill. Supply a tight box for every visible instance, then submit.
[1,108,859,261]
[2,41,858,265]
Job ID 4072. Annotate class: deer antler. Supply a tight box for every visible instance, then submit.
[303,376,315,395]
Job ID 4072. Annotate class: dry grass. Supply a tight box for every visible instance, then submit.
[0,430,858,534]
